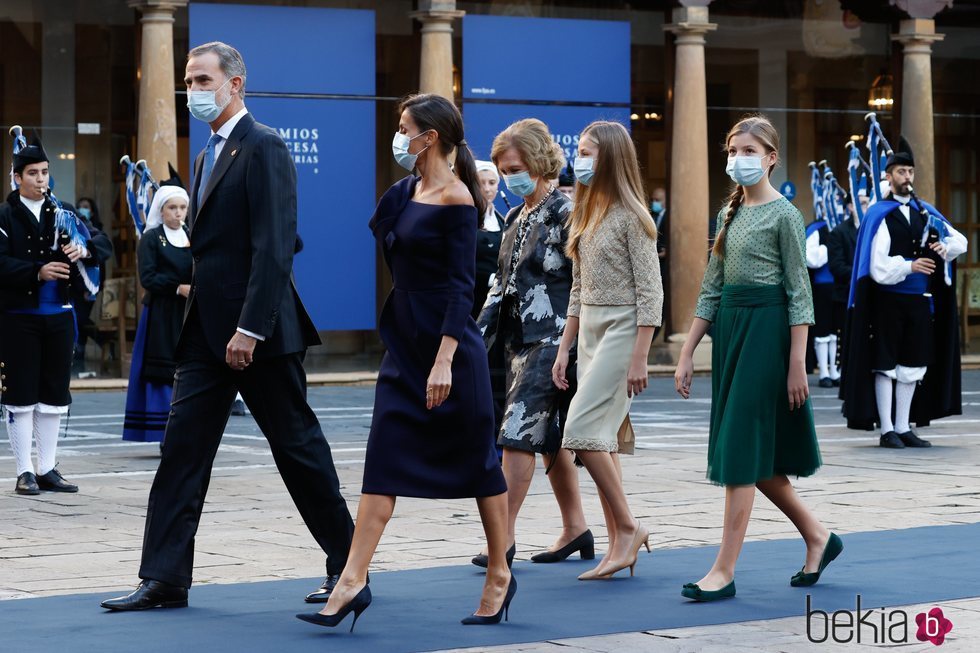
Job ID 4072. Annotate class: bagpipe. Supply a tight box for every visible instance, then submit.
[42,188,101,295]
[910,183,953,286]
[8,125,27,191]
[844,140,871,223]
[864,112,892,203]
[119,154,160,238]
[808,159,847,231]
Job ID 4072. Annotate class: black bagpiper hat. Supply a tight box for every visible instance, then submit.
[13,134,49,174]
[159,163,185,190]
[885,136,914,170]
[558,161,575,187]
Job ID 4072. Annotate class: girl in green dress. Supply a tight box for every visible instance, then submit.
[673,115,842,601]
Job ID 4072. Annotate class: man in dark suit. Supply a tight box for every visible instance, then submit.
[102,42,354,611]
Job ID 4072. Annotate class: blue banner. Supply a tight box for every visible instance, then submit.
[463,16,629,104]
[462,16,631,213]
[189,5,376,331]
[189,4,374,96]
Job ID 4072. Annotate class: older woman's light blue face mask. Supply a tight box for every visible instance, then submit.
[502,171,537,198]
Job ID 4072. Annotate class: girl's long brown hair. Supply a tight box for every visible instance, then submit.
[712,114,780,259]
[566,121,656,261]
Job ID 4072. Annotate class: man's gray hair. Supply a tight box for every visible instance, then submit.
[188,41,247,97]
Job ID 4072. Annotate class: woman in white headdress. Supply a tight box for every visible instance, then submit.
[474,160,507,318]
[122,183,193,444]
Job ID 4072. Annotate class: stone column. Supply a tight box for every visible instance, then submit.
[410,1,464,100]
[665,5,717,339]
[892,18,944,202]
[128,0,187,179]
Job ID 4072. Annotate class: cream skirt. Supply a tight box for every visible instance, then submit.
[561,304,636,454]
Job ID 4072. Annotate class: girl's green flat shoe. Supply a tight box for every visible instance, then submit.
[791,532,843,587]
[681,579,736,601]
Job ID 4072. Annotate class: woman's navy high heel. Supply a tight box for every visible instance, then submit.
[461,574,517,625]
[296,585,372,632]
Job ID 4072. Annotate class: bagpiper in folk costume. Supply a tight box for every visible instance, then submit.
[840,127,966,448]
[805,161,848,387]
[0,131,100,494]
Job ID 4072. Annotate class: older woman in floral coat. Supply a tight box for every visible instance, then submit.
[471,118,594,569]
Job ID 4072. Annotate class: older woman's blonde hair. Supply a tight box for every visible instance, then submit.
[490,118,565,180]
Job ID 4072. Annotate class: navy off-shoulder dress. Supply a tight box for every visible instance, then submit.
[364,176,506,499]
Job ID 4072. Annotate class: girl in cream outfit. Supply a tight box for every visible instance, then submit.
[552,121,663,580]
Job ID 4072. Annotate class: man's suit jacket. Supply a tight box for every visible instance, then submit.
[187,112,319,361]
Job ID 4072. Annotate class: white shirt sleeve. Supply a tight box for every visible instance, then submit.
[870,219,913,286]
[805,230,828,269]
[236,327,266,341]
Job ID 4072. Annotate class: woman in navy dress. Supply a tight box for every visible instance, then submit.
[297,94,512,631]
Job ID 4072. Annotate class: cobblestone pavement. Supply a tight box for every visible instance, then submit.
[2,373,979,651]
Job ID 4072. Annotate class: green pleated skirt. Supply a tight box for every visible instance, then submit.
[707,284,822,486]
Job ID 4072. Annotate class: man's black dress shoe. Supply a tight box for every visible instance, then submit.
[101,580,188,611]
[897,430,932,448]
[15,472,39,495]
[36,468,78,492]
[879,431,905,449]
[305,572,369,603]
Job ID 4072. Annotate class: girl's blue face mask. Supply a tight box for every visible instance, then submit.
[726,155,768,187]
[573,156,595,186]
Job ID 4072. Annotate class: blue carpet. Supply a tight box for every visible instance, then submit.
[2,523,977,652]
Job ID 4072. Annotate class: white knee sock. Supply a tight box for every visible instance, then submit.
[815,340,830,379]
[6,408,35,476]
[33,409,63,476]
[875,374,894,434]
[894,381,917,434]
[828,337,840,380]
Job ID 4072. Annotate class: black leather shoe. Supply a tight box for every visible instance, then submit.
[879,431,905,449]
[831,378,841,387]
[897,430,932,448]
[530,530,595,563]
[15,472,40,495]
[100,580,188,611]
[230,399,247,416]
[36,468,78,492]
[818,377,834,388]
[305,572,369,603]
[472,543,515,569]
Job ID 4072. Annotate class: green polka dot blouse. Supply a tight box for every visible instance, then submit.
[694,196,815,326]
